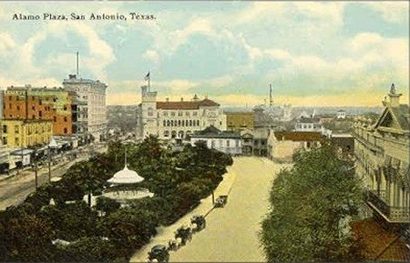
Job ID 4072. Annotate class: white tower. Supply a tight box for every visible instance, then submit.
[140,85,158,138]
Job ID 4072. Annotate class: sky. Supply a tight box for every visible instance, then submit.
[0,1,408,107]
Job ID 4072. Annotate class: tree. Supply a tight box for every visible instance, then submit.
[96,196,121,215]
[1,213,55,262]
[260,146,363,262]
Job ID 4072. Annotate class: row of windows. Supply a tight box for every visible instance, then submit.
[163,119,200,127]
[7,95,60,103]
[2,124,52,134]
[5,103,67,111]
[163,111,198,117]
[210,139,240,148]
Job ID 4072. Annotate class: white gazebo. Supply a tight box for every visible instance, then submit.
[103,155,153,204]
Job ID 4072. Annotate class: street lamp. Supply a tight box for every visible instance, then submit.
[48,137,58,183]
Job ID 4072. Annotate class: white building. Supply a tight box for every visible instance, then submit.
[190,126,242,155]
[295,116,322,132]
[63,74,107,142]
[136,85,226,140]
[337,110,346,119]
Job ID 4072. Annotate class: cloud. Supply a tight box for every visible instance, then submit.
[0,32,15,53]
[143,49,160,64]
[365,2,409,24]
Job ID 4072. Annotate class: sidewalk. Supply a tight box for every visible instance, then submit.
[129,164,238,262]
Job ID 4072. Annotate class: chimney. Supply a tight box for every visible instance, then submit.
[388,83,401,108]
[69,74,76,80]
[180,97,184,102]
[166,97,169,102]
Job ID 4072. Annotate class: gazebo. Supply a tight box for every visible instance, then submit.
[103,156,153,204]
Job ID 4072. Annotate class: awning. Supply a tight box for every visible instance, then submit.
[10,149,34,156]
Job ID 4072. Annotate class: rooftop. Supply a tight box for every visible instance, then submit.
[274,131,324,142]
[191,126,241,139]
[351,218,410,262]
[156,98,219,110]
[107,165,144,185]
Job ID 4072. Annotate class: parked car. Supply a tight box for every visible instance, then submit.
[148,244,169,263]
[214,195,228,208]
[191,215,206,232]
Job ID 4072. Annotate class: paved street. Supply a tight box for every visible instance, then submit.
[130,156,289,262]
[170,157,287,262]
[0,143,107,210]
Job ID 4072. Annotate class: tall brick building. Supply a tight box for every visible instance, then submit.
[2,85,74,136]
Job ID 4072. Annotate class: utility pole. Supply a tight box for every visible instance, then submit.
[76,51,79,76]
[34,149,38,188]
[269,84,273,107]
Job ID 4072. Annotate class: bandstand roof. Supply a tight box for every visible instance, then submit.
[107,165,144,184]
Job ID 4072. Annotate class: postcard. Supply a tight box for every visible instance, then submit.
[0,1,409,262]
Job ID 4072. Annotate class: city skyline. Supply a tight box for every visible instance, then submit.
[0,1,408,107]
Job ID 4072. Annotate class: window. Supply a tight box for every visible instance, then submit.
[32,105,35,110]
[39,100,42,105]
[17,105,20,111]
[14,125,19,134]
[164,112,168,117]
[193,111,197,116]
[235,140,239,147]
[197,120,200,126]
[211,140,215,148]
[178,111,183,116]
[186,112,190,116]
[2,137,7,145]
[226,140,230,147]
[15,138,19,145]
[171,112,175,116]
[9,103,12,109]
[167,120,170,126]
[64,128,68,134]
[189,120,192,126]
[53,116,57,122]
[164,130,169,137]
[148,107,153,117]
[39,111,42,118]
[178,120,181,127]
[2,125,7,133]
[163,120,166,126]
[63,105,67,111]
[64,117,67,122]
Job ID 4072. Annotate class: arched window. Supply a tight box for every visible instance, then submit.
[178,120,181,126]
[164,130,170,137]
[163,120,166,126]
[189,120,192,126]
[167,120,170,126]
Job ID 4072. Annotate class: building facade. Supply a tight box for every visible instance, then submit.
[63,74,107,142]
[0,119,52,148]
[2,86,74,136]
[136,86,226,140]
[190,126,242,155]
[267,131,324,162]
[0,90,4,122]
[225,111,255,132]
[354,85,409,225]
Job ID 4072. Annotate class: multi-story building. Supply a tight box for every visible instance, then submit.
[225,111,255,132]
[267,131,324,162]
[63,74,107,142]
[337,109,347,119]
[136,86,226,140]
[0,90,4,122]
[2,86,74,136]
[354,84,409,226]
[190,126,242,155]
[0,119,53,148]
[240,128,269,156]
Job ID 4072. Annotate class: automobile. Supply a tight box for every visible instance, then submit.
[175,225,192,245]
[148,244,169,263]
[191,215,206,232]
[214,195,228,208]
